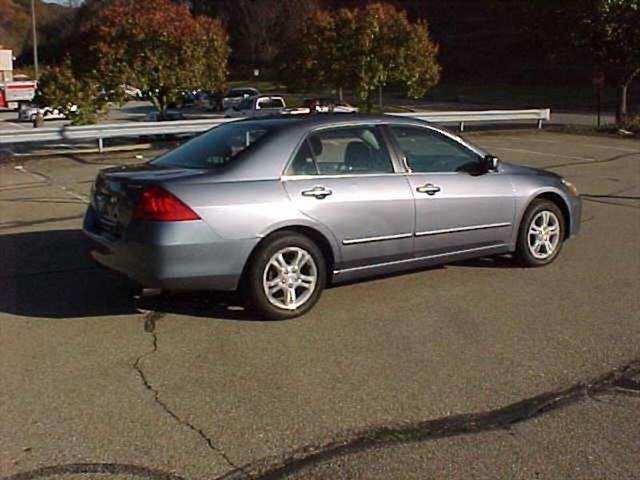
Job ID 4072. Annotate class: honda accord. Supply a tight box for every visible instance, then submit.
[84,115,581,319]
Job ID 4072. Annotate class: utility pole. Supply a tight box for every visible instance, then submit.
[30,0,39,80]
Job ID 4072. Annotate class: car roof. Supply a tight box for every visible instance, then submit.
[233,113,433,130]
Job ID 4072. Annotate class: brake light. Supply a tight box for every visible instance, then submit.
[132,186,200,222]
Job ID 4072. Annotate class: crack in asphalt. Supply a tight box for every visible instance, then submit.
[581,197,640,210]
[0,463,187,480]
[132,310,248,479]
[215,360,640,480]
[545,150,640,170]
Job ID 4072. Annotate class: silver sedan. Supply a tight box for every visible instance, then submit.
[84,115,581,319]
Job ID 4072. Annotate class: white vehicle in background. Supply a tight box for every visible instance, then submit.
[221,87,260,110]
[18,104,78,122]
[303,97,359,113]
[225,95,286,118]
[0,81,37,110]
[121,84,142,99]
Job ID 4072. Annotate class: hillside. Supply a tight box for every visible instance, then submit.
[0,0,71,55]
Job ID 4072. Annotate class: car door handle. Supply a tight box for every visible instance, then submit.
[301,185,333,199]
[416,183,441,195]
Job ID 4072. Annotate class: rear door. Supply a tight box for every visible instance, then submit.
[283,125,415,270]
[388,125,515,257]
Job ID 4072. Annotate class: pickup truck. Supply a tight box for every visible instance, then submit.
[225,95,286,118]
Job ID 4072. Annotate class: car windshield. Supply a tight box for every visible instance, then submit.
[151,121,279,169]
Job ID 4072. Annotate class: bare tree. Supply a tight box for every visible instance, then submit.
[225,0,320,68]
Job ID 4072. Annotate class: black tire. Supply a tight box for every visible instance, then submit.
[515,199,565,267]
[242,231,326,320]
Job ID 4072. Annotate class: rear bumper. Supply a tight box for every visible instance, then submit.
[83,207,258,291]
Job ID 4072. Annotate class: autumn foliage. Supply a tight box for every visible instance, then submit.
[84,0,229,117]
[37,57,108,125]
[282,2,441,108]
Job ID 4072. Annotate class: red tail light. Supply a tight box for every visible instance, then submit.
[132,186,200,222]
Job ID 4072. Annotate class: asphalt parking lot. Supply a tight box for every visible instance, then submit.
[1,130,639,479]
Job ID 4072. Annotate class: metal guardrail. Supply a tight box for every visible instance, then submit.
[390,109,551,132]
[0,109,551,152]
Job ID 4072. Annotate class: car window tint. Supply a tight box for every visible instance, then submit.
[151,122,273,169]
[390,126,480,173]
[287,139,318,175]
[299,126,393,176]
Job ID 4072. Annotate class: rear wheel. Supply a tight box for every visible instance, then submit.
[243,232,326,320]
[516,199,565,267]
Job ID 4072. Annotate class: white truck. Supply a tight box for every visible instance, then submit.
[225,95,286,118]
[0,49,36,109]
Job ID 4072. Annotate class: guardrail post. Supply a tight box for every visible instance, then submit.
[98,137,104,153]
[537,119,543,129]
[459,121,465,132]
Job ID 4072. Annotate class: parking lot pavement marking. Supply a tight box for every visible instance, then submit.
[13,165,90,204]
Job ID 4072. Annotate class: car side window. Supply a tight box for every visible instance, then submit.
[390,126,481,173]
[287,126,393,176]
[287,139,319,175]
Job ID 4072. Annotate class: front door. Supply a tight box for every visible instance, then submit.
[283,125,415,270]
[388,125,515,257]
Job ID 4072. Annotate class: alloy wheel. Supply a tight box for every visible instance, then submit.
[527,210,561,260]
[262,246,318,310]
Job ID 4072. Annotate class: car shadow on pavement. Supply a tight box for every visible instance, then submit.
[0,229,140,319]
[453,254,519,269]
[0,228,255,320]
[137,291,256,321]
[0,228,522,320]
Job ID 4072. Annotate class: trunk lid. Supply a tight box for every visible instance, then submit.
[91,163,204,235]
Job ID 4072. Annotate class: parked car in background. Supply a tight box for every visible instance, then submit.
[18,104,77,122]
[221,87,260,110]
[303,98,358,113]
[143,110,186,122]
[84,114,581,320]
[225,95,286,118]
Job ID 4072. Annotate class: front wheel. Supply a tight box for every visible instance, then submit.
[515,199,565,267]
[243,232,326,320]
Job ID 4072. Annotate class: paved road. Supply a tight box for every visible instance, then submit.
[0,131,639,479]
[0,101,223,132]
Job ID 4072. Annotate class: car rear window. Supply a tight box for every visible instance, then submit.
[151,121,276,169]
[257,98,284,109]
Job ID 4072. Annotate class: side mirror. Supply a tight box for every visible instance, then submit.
[483,155,499,172]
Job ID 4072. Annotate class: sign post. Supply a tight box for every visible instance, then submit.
[592,71,605,128]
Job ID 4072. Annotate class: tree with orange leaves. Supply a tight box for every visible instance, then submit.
[85,0,229,118]
[282,2,440,110]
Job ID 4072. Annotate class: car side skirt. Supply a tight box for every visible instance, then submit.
[331,244,512,285]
